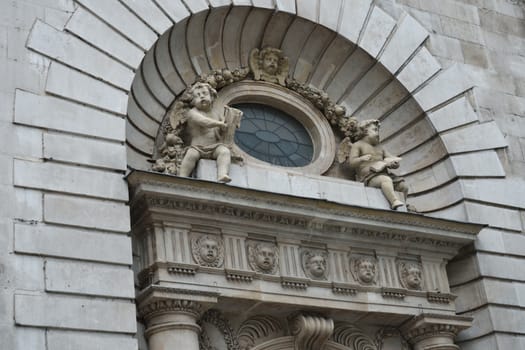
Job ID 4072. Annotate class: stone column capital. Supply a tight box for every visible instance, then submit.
[137,286,219,329]
[401,314,472,350]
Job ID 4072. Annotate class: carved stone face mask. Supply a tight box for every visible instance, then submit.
[358,260,375,283]
[262,53,279,75]
[406,267,422,289]
[200,238,219,263]
[255,246,276,271]
[308,255,326,278]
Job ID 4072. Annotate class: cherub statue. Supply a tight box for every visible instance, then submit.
[249,47,289,86]
[166,82,242,183]
[338,117,408,210]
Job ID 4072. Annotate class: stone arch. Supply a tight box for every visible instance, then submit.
[24,0,508,221]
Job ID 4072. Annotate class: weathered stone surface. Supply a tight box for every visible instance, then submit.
[185,0,210,13]
[14,90,125,141]
[14,188,42,222]
[46,63,128,115]
[396,47,441,92]
[275,0,296,14]
[141,46,176,108]
[14,159,128,201]
[461,178,525,209]
[414,64,472,111]
[76,0,157,50]
[44,194,130,232]
[342,64,391,115]
[45,260,134,298]
[408,180,463,212]
[15,223,132,264]
[359,7,396,58]
[65,7,144,69]
[318,0,342,31]
[252,0,274,9]
[14,293,136,333]
[338,0,372,43]
[44,133,126,171]
[296,0,318,22]
[428,96,478,132]
[121,0,172,35]
[326,49,374,101]
[441,121,507,154]
[450,151,505,177]
[28,20,134,90]
[14,327,45,350]
[47,331,138,350]
[381,14,429,74]
[465,202,522,232]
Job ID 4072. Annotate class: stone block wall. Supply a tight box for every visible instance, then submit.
[0,0,137,349]
[388,0,525,348]
[0,0,524,349]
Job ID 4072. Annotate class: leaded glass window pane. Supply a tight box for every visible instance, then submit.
[234,103,313,167]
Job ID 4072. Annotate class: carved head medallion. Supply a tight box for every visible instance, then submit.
[302,249,329,280]
[249,47,289,86]
[398,261,423,290]
[192,234,224,267]
[351,256,378,285]
[248,242,279,274]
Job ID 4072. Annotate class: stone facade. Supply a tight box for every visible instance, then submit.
[1,0,525,349]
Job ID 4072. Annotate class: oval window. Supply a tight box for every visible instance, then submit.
[234,103,314,167]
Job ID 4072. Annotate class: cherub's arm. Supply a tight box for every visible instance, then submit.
[187,110,226,128]
[348,142,372,168]
[383,148,402,169]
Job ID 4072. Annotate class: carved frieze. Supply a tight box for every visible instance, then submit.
[237,315,284,350]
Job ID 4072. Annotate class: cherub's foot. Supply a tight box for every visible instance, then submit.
[218,175,232,183]
[391,200,404,210]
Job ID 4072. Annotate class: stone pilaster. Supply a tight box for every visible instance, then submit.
[401,314,472,350]
[138,286,218,350]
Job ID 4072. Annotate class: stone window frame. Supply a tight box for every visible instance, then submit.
[215,80,337,175]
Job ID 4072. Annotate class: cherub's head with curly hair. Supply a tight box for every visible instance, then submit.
[259,47,285,75]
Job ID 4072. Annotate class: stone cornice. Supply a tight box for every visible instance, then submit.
[127,171,483,251]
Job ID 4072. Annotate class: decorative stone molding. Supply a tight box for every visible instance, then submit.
[139,299,204,323]
[301,249,329,280]
[225,268,256,282]
[237,315,284,350]
[401,314,472,350]
[199,309,240,350]
[247,241,279,275]
[191,234,224,268]
[332,322,378,350]
[332,282,358,295]
[281,276,309,290]
[381,287,407,299]
[375,328,409,350]
[167,262,199,275]
[427,292,456,304]
[289,313,334,350]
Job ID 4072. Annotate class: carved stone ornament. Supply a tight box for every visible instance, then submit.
[337,118,409,210]
[289,313,334,350]
[139,299,204,322]
[397,260,424,290]
[191,234,224,268]
[350,255,378,285]
[249,47,289,86]
[153,81,243,183]
[153,47,351,179]
[237,315,284,350]
[301,249,329,280]
[199,309,240,350]
[331,322,378,350]
[247,241,279,275]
